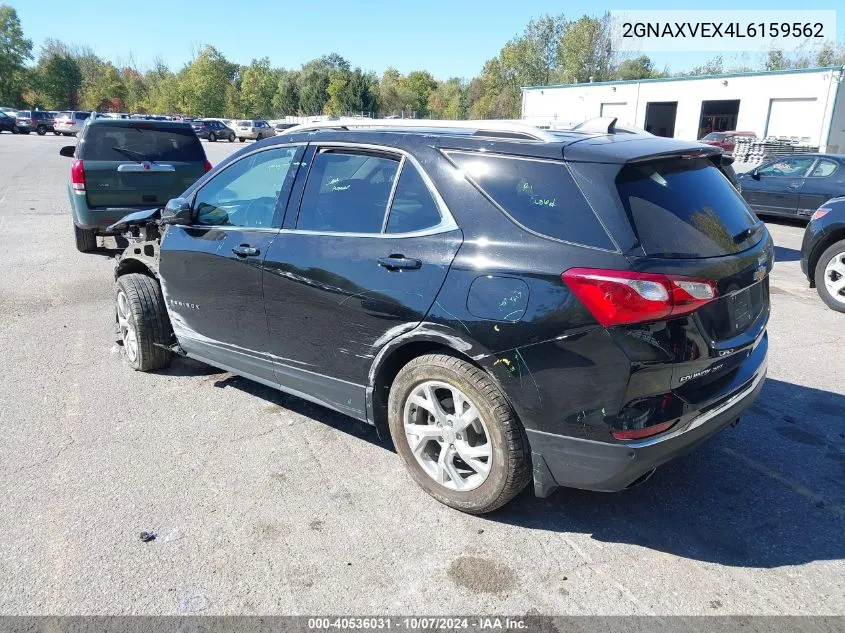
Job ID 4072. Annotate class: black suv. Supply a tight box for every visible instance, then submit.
[191,119,236,143]
[109,120,772,514]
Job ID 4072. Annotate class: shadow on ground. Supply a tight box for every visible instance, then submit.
[161,356,845,568]
[774,245,801,263]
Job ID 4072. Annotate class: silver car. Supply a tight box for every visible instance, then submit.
[235,119,275,142]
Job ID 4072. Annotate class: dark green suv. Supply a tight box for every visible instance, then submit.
[60,118,211,252]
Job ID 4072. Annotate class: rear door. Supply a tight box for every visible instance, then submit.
[261,145,463,418]
[80,122,206,209]
[799,157,845,216]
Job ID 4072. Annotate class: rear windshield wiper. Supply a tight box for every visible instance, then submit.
[112,146,150,162]
[733,220,764,244]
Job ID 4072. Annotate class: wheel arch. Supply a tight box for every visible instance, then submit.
[114,241,160,281]
[366,326,500,441]
[808,227,845,287]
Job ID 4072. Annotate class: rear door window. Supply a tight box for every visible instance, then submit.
[80,125,205,162]
[446,151,615,250]
[296,149,399,233]
[615,157,759,258]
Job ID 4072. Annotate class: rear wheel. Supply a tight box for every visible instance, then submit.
[53,130,60,135]
[115,274,173,372]
[256,133,263,141]
[36,125,47,135]
[208,132,217,142]
[228,132,235,142]
[388,354,531,514]
[73,225,97,252]
[815,239,845,313]
[238,137,244,142]
[11,126,18,134]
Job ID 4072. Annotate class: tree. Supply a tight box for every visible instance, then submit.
[297,58,332,115]
[121,67,147,113]
[405,70,438,117]
[555,14,614,84]
[179,45,235,116]
[688,55,724,76]
[79,62,126,111]
[272,70,299,116]
[764,49,789,71]
[144,59,180,114]
[240,57,276,117]
[378,67,415,117]
[0,5,32,106]
[427,77,463,120]
[32,43,82,109]
[615,55,656,80]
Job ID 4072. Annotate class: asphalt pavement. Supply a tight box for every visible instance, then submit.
[0,133,843,615]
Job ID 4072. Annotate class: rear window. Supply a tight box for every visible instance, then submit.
[615,157,759,258]
[79,125,205,162]
[447,151,615,250]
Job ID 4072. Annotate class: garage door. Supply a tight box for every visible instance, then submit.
[766,98,818,142]
[600,102,629,123]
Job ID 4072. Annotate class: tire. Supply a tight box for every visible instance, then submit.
[11,126,18,134]
[238,137,244,142]
[53,130,60,135]
[73,225,97,252]
[36,125,46,135]
[22,129,30,135]
[255,133,262,141]
[388,353,531,514]
[115,273,173,372]
[208,132,216,142]
[228,132,235,142]
[814,239,845,313]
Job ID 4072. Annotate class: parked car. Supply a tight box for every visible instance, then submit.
[737,153,845,220]
[17,110,55,135]
[700,131,756,152]
[235,119,274,141]
[58,117,211,252]
[0,111,21,133]
[192,119,236,142]
[273,122,297,134]
[106,120,771,514]
[800,196,845,312]
[54,111,92,136]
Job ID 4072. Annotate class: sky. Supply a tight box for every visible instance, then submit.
[9,0,844,80]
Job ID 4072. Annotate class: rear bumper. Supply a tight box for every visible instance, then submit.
[69,188,137,233]
[529,347,767,497]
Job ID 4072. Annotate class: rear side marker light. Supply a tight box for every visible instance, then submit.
[562,268,718,327]
[812,208,830,221]
[612,420,676,441]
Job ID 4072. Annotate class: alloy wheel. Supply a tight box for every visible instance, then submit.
[823,251,845,305]
[116,290,138,362]
[403,380,492,491]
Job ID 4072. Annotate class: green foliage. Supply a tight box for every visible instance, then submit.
[179,45,235,117]
[240,57,276,118]
[31,41,82,109]
[0,5,32,106]
[615,55,656,80]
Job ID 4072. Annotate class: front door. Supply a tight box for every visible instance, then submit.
[741,155,815,216]
[159,144,304,382]
[261,145,462,419]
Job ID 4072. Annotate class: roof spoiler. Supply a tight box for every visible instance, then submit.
[571,117,618,134]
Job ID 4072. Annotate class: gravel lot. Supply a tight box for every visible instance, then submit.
[0,133,843,616]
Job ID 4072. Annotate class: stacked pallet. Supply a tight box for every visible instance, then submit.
[732,136,819,165]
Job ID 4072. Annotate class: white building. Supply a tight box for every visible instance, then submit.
[521,67,845,153]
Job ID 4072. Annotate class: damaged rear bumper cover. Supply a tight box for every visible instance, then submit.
[529,354,767,498]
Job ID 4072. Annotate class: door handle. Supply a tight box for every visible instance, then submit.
[377,255,421,270]
[787,183,801,190]
[232,244,259,257]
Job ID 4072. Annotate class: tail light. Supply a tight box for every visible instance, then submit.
[203,160,212,173]
[612,420,676,441]
[70,159,85,191]
[562,268,717,327]
[811,208,830,221]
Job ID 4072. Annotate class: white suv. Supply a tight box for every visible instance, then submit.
[235,119,275,142]
[54,111,92,136]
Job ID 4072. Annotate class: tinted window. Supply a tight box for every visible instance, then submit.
[757,156,815,177]
[297,150,399,233]
[808,159,838,178]
[80,125,205,162]
[195,147,298,228]
[448,152,614,249]
[702,133,724,141]
[77,112,90,120]
[616,157,758,258]
[386,163,442,233]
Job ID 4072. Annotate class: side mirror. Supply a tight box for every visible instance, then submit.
[59,145,75,158]
[160,198,193,225]
[751,169,761,180]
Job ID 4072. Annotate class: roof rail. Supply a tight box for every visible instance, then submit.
[282,118,559,142]
[571,117,618,134]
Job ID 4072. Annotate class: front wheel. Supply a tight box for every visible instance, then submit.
[53,130,60,135]
[815,239,845,313]
[11,126,18,134]
[255,133,262,141]
[208,132,216,142]
[36,125,47,135]
[238,137,244,142]
[115,274,174,372]
[228,132,235,142]
[388,354,531,514]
